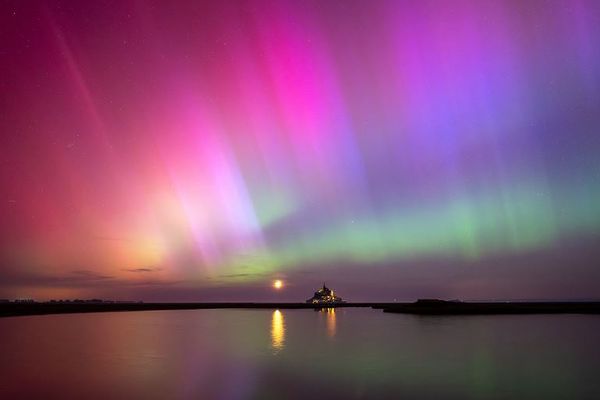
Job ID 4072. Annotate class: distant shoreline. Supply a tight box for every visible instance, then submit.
[2,300,600,318]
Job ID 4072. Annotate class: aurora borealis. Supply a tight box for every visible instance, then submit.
[1,0,600,301]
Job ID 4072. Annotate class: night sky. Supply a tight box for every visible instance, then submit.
[1,0,600,301]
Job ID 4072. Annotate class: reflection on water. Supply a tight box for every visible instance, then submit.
[321,308,336,338]
[1,310,600,399]
[270,309,285,352]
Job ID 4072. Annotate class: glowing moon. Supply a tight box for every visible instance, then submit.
[273,280,283,289]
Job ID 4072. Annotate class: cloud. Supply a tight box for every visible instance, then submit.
[215,272,273,279]
[123,267,161,273]
[0,268,185,293]
[0,269,116,287]
[70,270,115,281]
[217,273,252,278]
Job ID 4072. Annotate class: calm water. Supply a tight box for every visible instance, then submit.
[1,309,599,399]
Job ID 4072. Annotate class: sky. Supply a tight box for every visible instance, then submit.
[1,0,599,301]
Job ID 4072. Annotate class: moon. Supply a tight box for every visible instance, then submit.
[273,280,283,289]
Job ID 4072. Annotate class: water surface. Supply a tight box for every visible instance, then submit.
[1,309,599,399]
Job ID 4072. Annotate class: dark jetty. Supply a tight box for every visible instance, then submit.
[383,299,600,315]
[0,302,386,318]
[2,300,600,318]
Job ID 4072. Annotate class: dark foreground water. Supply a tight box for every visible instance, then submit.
[1,309,599,399]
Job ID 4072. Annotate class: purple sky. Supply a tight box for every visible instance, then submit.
[1,0,600,301]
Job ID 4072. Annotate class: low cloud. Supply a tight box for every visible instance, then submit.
[216,272,271,279]
[68,270,115,281]
[218,273,251,278]
[123,267,161,273]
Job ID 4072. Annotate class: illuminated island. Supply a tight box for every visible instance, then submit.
[306,284,345,304]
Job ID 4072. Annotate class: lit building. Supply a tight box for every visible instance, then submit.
[306,283,345,304]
